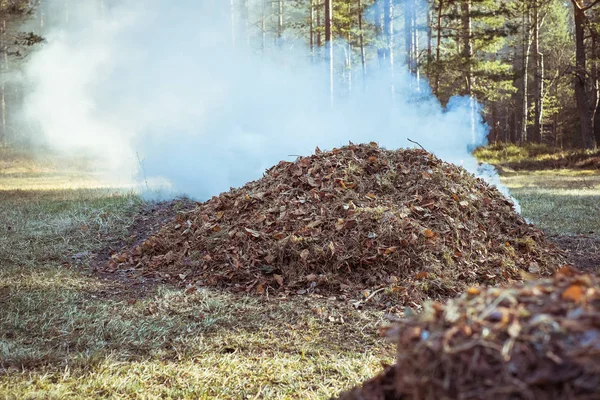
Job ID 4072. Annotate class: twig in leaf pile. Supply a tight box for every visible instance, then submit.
[407,138,427,151]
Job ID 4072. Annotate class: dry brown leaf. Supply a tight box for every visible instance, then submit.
[556,265,580,277]
[385,247,398,255]
[415,271,429,280]
[256,283,265,295]
[274,274,284,287]
[562,284,585,303]
[466,287,481,296]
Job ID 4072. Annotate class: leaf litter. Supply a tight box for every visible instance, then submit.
[337,267,600,399]
[111,143,564,305]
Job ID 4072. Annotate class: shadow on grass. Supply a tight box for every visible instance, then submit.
[500,155,600,171]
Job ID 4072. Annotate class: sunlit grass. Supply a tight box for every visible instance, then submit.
[474,145,600,234]
[474,143,600,170]
[499,170,600,235]
[1,353,384,399]
[0,145,141,191]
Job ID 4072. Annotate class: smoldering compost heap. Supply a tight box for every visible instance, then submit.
[336,269,600,400]
[112,143,564,303]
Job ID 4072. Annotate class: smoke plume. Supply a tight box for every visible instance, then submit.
[16,0,511,205]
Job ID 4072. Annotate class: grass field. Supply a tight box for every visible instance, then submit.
[1,147,599,399]
[500,169,600,235]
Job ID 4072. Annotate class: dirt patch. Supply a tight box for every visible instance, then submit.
[336,269,600,399]
[109,144,564,306]
[552,234,600,273]
[336,365,398,400]
[90,198,197,297]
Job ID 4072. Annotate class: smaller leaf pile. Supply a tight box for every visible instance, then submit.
[337,268,600,400]
[113,143,563,303]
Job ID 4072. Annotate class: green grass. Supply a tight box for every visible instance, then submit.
[499,170,600,235]
[0,151,394,399]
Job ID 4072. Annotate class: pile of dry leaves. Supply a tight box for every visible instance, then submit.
[337,268,600,399]
[111,143,563,303]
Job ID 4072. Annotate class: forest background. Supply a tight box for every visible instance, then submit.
[1,0,600,151]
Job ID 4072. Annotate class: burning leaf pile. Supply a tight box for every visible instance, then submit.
[112,143,563,302]
[337,269,600,400]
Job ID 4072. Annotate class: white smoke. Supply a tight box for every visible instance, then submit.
[15,0,516,209]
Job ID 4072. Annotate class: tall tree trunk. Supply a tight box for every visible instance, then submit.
[325,0,334,104]
[404,0,414,73]
[512,109,518,143]
[572,1,596,149]
[504,106,511,142]
[309,0,315,60]
[461,0,473,95]
[591,27,600,146]
[261,0,266,53]
[277,0,284,46]
[427,1,432,69]
[316,3,321,47]
[384,0,394,71]
[461,0,476,143]
[412,3,419,84]
[0,20,5,146]
[358,0,367,87]
[532,1,543,143]
[554,84,560,146]
[434,0,444,95]
[346,2,352,93]
[520,2,531,143]
[375,2,384,65]
[384,0,395,96]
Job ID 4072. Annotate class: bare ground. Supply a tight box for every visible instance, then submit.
[551,234,600,273]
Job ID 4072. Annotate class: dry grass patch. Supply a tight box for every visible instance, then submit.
[1,268,393,399]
